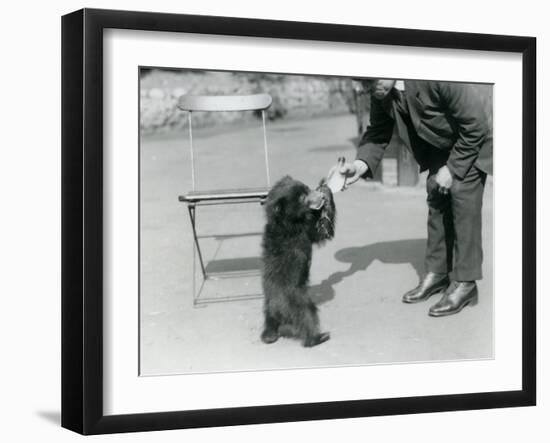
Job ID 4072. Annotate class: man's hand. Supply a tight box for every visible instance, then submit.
[434,165,453,195]
[339,160,369,187]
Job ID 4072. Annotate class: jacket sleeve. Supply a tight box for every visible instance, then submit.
[437,82,489,179]
[356,95,395,178]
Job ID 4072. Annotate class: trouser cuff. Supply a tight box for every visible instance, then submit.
[450,270,483,282]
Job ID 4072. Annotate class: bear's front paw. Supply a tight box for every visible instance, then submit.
[261,329,280,344]
[303,332,330,347]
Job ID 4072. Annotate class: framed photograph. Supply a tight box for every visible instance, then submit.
[61,8,536,435]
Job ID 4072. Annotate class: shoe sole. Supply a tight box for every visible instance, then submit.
[402,281,449,304]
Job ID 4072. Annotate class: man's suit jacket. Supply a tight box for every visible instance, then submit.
[356,80,493,179]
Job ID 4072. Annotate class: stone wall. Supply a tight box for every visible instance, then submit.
[139,69,356,134]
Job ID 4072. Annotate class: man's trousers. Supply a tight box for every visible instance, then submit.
[424,165,487,282]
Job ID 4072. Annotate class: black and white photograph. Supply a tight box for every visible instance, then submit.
[2,0,547,440]
[139,68,494,375]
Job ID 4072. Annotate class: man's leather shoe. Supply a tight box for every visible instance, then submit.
[428,281,478,317]
[402,272,449,304]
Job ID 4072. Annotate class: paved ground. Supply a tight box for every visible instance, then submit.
[139,114,493,375]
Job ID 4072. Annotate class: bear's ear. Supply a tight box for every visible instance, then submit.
[279,175,293,184]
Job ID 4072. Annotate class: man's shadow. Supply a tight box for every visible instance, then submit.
[311,238,426,304]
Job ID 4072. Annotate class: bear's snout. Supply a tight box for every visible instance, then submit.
[305,189,325,211]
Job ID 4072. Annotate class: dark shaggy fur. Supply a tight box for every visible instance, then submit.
[261,175,336,347]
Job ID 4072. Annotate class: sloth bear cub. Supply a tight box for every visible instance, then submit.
[261,175,336,347]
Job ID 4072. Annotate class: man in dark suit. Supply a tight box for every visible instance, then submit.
[341,79,492,317]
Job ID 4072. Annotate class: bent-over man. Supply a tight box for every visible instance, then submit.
[342,79,492,317]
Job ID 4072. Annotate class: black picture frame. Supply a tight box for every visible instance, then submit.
[61,8,536,435]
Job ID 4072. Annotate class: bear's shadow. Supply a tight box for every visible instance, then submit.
[311,238,426,305]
